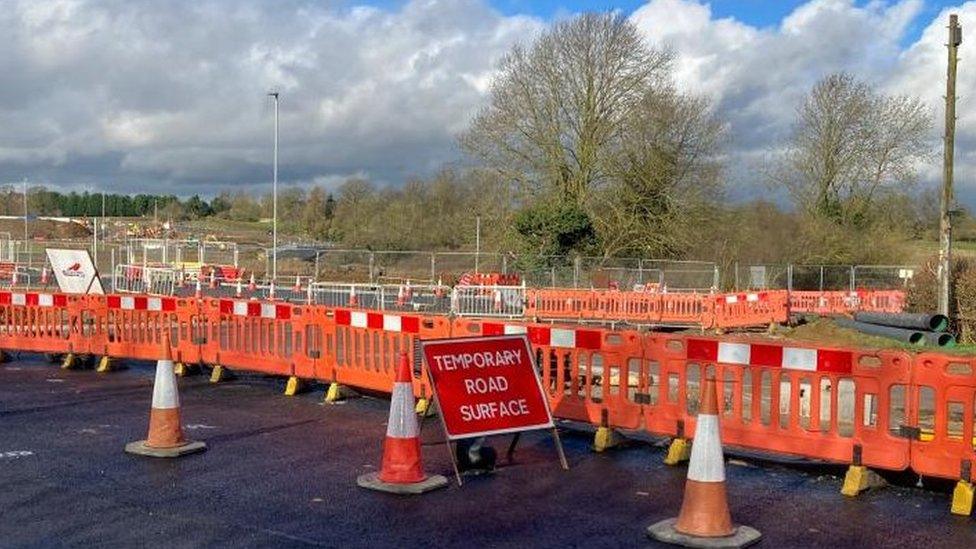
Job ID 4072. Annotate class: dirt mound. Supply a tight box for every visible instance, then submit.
[0,218,91,240]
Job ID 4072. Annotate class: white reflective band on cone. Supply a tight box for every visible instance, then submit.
[687,414,725,483]
[151,359,180,409]
[386,382,419,438]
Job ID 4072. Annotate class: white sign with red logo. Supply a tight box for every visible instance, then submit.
[45,249,104,294]
[420,335,554,440]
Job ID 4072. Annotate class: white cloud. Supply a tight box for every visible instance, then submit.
[630,0,976,203]
[1,0,975,207]
[0,0,543,192]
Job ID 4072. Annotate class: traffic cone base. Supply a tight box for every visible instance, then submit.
[125,439,206,458]
[356,471,447,495]
[647,518,761,549]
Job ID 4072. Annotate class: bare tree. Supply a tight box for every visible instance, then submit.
[781,73,932,226]
[460,13,673,205]
[594,87,725,258]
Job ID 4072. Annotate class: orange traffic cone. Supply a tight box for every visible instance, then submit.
[269,279,276,300]
[209,269,218,289]
[357,352,447,494]
[40,267,49,286]
[177,266,186,288]
[248,272,256,292]
[235,277,243,298]
[125,334,207,458]
[647,374,760,547]
[493,289,503,312]
[396,284,407,307]
[434,278,446,299]
[348,284,359,307]
[194,276,202,299]
[293,275,302,293]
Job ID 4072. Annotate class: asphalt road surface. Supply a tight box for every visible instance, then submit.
[1,356,974,548]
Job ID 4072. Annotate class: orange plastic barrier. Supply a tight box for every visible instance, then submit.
[199,298,296,377]
[712,292,789,329]
[90,295,194,365]
[457,272,520,287]
[671,337,910,471]
[0,290,971,483]
[200,265,244,282]
[908,353,976,483]
[319,308,450,397]
[789,290,906,315]
[525,288,787,329]
[0,291,84,355]
[453,317,638,427]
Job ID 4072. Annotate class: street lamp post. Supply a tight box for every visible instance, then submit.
[268,91,279,282]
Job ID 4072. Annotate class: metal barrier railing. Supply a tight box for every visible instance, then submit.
[112,264,179,296]
[452,284,526,318]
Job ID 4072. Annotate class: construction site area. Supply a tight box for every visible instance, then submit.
[5,2,976,547]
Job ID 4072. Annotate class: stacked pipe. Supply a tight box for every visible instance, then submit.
[836,312,955,348]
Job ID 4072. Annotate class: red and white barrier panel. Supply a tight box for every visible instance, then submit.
[218,299,292,320]
[107,295,176,312]
[481,321,602,350]
[718,292,765,304]
[686,339,852,374]
[0,292,68,307]
[334,309,420,334]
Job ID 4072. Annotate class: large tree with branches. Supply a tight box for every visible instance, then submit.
[781,73,932,227]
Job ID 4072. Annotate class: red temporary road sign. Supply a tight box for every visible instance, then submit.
[421,335,554,440]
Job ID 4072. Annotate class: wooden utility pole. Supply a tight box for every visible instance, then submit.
[939,14,962,317]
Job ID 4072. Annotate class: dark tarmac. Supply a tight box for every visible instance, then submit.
[1,356,974,548]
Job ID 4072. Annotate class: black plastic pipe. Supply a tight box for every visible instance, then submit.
[835,318,925,345]
[922,331,957,348]
[853,312,949,333]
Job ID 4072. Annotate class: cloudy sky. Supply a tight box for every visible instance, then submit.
[0,0,973,205]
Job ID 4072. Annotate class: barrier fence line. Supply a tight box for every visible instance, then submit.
[3,289,965,486]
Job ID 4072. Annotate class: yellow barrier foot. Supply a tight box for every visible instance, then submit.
[96,357,114,373]
[663,437,691,465]
[415,397,431,416]
[284,376,304,396]
[841,465,886,497]
[174,362,189,377]
[951,480,974,516]
[324,382,345,404]
[593,426,619,452]
[210,365,229,384]
[60,353,77,370]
